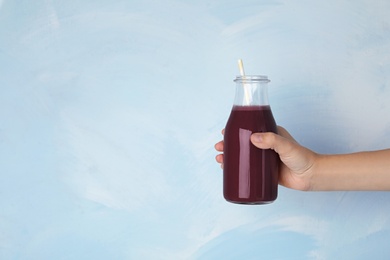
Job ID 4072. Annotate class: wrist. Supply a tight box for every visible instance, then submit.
[306,153,326,191]
[288,148,322,192]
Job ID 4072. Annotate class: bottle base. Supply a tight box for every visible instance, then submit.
[225,199,275,205]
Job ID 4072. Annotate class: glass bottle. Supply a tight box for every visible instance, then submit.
[223,75,279,204]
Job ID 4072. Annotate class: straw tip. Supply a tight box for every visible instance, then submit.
[237,59,245,76]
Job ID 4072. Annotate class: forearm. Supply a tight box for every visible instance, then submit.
[311,149,390,191]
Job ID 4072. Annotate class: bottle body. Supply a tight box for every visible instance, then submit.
[223,76,279,204]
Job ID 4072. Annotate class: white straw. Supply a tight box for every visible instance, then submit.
[238,59,245,76]
[237,59,251,105]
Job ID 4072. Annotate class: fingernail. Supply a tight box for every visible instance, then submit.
[252,133,263,143]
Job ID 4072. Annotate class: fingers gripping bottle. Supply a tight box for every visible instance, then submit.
[223,75,279,204]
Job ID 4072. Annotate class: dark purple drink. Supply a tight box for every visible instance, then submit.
[223,105,279,204]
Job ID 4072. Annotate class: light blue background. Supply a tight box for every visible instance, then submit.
[1,0,390,259]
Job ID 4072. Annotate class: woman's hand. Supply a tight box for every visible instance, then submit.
[215,126,318,191]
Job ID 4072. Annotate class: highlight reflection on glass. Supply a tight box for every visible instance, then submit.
[238,128,252,199]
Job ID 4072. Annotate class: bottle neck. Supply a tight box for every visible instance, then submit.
[233,75,270,106]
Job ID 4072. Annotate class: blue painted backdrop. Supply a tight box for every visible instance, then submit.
[1,0,390,259]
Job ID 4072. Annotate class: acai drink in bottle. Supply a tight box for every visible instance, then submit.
[223,73,279,204]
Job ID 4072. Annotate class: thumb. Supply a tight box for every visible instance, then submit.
[250,132,295,156]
